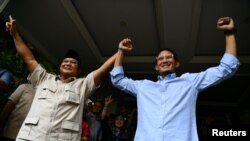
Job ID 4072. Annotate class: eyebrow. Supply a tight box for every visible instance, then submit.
[156,54,174,59]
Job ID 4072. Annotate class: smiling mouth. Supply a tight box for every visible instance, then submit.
[161,63,171,68]
[63,67,73,71]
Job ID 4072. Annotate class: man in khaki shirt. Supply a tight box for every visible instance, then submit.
[5,16,132,141]
[0,83,35,141]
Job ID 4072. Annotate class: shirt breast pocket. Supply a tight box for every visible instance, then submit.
[38,84,57,99]
[65,88,80,105]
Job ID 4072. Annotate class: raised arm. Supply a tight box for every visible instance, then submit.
[101,95,113,119]
[114,38,133,67]
[92,38,133,86]
[92,52,117,86]
[217,17,237,57]
[5,16,38,73]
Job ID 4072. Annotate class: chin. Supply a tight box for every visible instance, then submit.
[62,69,74,73]
[160,69,171,73]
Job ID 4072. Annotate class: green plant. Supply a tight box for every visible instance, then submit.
[0,18,56,110]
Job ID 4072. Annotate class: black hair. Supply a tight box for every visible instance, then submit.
[115,113,127,121]
[94,100,105,108]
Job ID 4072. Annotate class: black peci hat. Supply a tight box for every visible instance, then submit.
[63,49,81,67]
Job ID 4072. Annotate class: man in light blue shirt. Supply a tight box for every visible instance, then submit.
[0,66,13,92]
[110,17,240,141]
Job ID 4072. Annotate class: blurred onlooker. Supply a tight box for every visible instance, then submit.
[0,83,35,141]
[81,119,90,141]
[111,114,129,141]
[81,99,92,141]
[117,105,130,122]
[107,113,116,127]
[86,100,105,141]
[100,96,114,141]
[0,65,13,92]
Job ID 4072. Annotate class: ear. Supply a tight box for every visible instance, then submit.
[175,61,180,68]
[155,64,159,71]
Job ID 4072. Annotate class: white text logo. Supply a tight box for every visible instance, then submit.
[212,129,246,136]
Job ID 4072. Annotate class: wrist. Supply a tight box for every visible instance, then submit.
[118,46,125,51]
[224,28,237,35]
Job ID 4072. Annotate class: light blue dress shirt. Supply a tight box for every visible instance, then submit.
[110,53,240,141]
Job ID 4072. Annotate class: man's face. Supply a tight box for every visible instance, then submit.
[155,50,179,76]
[59,58,80,78]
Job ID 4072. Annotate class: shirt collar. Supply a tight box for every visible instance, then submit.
[56,75,76,83]
[157,73,177,81]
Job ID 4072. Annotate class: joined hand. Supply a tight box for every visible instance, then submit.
[119,38,133,52]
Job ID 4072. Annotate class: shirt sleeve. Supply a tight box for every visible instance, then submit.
[27,64,48,89]
[82,72,98,98]
[8,84,26,104]
[185,53,240,91]
[110,66,140,97]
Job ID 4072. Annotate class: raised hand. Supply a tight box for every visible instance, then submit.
[119,38,133,52]
[217,17,234,30]
[104,95,113,105]
[5,15,17,35]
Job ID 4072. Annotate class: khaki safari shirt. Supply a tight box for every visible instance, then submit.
[16,64,97,141]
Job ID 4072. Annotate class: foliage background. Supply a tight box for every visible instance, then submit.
[0,18,56,110]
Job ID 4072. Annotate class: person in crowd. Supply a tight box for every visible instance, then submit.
[106,113,116,127]
[110,114,129,141]
[0,83,35,141]
[110,17,240,141]
[81,117,90,141]
[116,104,130,122]
[85,95,113,141]
[0,65,13,92]
[85,100,104,141]
[100,95,114,141]
[5,15,132,141]
[81,100,91,141]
